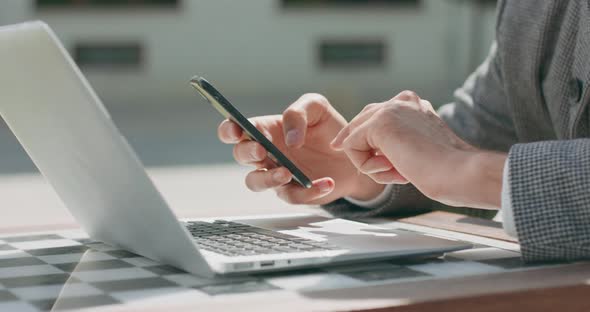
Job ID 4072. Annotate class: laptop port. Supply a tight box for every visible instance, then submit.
[233,262,254,270]
[260,261,274,268]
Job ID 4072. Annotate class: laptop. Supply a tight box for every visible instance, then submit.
[0,22,471,277]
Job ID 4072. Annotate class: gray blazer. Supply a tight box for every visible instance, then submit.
[325,0,590,263]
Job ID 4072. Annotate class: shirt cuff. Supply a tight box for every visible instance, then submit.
[500,157,518,238]
[344,184,394,209]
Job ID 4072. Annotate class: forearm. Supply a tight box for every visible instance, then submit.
[450,150,507,210]
[323,149,508,219]
[411,148,507,210]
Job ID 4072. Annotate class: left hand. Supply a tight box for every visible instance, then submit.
[331,90,490,207]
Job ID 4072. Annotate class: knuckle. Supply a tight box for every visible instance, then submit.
[283,106,304,120]
[263,170,277,188]
[302,93,329,106]
[402,90,417,96]
[385,98,404,109]
[400,90,419,100]
[361,103,377,113]
[420,99,435,111]
[373,107,393,122]
[251,143,265,160]
[301,94,330,114]
[233,143,252,164]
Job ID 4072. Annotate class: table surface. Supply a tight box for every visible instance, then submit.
[0,164,310,233]
[0,164,588,312]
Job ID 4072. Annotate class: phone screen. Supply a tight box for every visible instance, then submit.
[190,76,312,189]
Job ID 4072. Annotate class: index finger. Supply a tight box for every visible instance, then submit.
[331,104,379,150]
[341,123,375,171]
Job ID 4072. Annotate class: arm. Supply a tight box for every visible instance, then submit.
[508,140,590,262]
[330,46,590,263]
[324,41,517,218]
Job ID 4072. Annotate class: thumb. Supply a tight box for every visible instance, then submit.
[282,94,329,148]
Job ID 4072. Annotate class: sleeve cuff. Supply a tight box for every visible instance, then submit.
[344,184,394,210]
[500,157,518,239]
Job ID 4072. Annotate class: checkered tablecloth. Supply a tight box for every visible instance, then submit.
[0,227,545,312]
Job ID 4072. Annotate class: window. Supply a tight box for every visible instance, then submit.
[318,40,386,68]
[36,0,179,9]
[282,0,420,9]
[73,43,143,69]
[479,0,498,6]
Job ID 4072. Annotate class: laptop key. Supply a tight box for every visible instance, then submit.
[186,220,341,257]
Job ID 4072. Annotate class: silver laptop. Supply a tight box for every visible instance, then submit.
[0,22,470,277]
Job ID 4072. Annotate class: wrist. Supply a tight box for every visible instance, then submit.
[348,172,386,201]
[446,150,506,209]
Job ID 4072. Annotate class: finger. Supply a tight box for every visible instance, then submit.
[340,123,375,170]
[282,94,330,148]
[276,178,335,204]
[369,169,409,185]
[233,141,268,166]
[331,104,380,150]
[218,119,243,144]
[251,158,279,170]
[245,167,293,192]
[394,90,421,102]
[359,155,394,174]
[238,118,275,143]
[244,122,274,143]
[420,99,437,114]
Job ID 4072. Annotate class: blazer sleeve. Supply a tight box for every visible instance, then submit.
[323,40,518,218]
[508,140,590,262]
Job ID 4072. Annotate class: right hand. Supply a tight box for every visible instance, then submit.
[217,93,385,205]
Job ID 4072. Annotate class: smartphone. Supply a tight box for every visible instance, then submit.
[190,76,313,189]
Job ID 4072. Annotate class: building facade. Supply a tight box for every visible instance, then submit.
[0,0,497,118]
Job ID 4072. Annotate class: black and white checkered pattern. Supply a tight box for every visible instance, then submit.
[0,229,540,311]
[324,0,590,263]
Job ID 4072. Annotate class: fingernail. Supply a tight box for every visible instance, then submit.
[317,180,334,194]
[285,129,301,147]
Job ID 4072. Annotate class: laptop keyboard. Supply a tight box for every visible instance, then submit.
[186,220,341,257]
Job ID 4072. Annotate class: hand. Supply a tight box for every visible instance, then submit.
[218,94,384,205]
[331,91,506,209]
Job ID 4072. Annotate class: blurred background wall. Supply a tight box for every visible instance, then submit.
[0,0,498,173]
